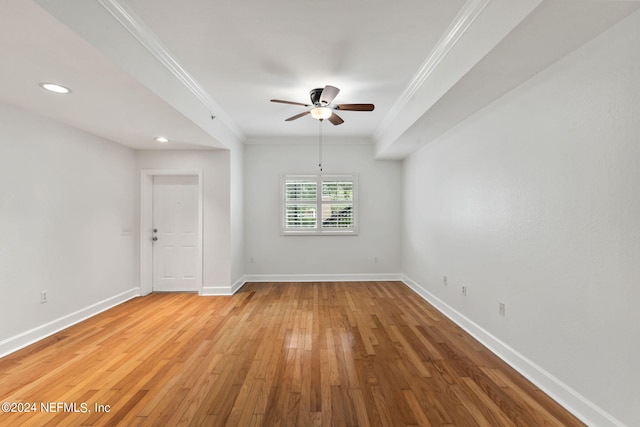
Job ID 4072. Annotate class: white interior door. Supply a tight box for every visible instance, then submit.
[152,175,199,292]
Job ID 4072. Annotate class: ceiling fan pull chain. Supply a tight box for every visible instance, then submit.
[318,119,323,172]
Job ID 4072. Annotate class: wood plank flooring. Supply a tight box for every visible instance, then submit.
[0,281,585,426]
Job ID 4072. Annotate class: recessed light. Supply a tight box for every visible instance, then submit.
[39,83,71,94]
[155,136,169,143]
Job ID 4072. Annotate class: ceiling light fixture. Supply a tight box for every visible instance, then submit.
[310,106,332,121]
[39,83,71,94]
[154,136,169,143]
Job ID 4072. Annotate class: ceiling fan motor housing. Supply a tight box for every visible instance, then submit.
[310,88,324,105]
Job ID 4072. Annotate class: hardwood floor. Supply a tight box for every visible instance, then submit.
[0,281,584,426]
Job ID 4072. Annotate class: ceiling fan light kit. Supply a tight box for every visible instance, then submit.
[310,106,332,120]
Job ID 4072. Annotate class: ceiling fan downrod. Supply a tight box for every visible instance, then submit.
[318,119,323,172]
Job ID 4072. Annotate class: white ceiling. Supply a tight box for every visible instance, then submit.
[1,0,638,156]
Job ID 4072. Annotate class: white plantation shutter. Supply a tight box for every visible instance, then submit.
[282,174,358,235]
[321,179,354,229]
[283,177,317,229]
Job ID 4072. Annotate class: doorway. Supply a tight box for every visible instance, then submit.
[140,170,203,295]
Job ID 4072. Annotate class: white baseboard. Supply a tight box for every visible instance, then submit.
[200,286,232,296]
[0,288,140,359]
[200,278,248,296]
[231,276,249,294]
[401,275,624,427]
[201,274,401,295]
[243,273,403,283]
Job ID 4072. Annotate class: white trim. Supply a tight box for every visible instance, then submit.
[244,136,373,146]
[231,276,249,294]
[96,0,243,140]
[140,169,204,295]
[200,286,234,296]
[244,273,403,283]
[200,278,248,296]
[375,0,492,139]
[401,274,626,427]
[203,274,402,294]
[0,288,139,358]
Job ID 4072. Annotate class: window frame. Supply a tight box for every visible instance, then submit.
[281,174,359,236]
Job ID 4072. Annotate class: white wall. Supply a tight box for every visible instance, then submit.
[244,141,402,280]
[136,150,235,293]
[0,101,138,356]
[229,140,245,290]
[402,10,640,427]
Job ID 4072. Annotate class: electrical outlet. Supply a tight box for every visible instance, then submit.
[499,303,506,317]
[41,291,48,304]
[443,276,447,286]
[462,286,467,296]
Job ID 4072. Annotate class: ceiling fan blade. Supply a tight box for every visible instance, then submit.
[335,103,375,111]
[285,111,311,121]
[320,85,340,105]
[271,99,310,107]
[327,112,344,125]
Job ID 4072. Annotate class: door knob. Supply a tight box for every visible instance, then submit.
[153,228,158,233]
[152,236,158,241]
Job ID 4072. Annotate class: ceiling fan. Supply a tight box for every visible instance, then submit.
[270,85,374,125]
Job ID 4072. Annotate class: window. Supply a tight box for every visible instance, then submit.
[282,174,358,235]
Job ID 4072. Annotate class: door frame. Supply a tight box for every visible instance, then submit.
[140,169,203,295]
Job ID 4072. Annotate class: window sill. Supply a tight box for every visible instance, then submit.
[281,230,359,236]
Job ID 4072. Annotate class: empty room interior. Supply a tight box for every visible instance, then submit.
[1,0,639,425]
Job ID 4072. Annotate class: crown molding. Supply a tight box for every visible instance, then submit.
[374,0,492,139]
[243,136,373,146]
[96,0,244,141]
